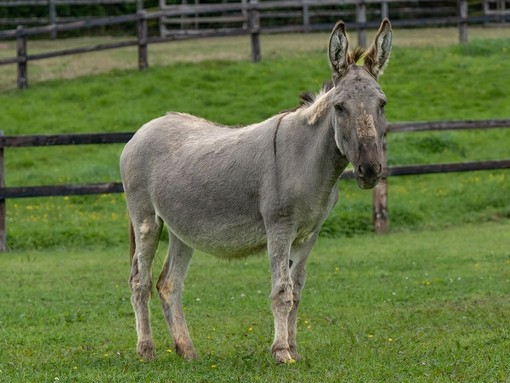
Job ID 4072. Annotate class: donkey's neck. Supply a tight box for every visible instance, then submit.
[275,97,349,195]
[295,90,349,179]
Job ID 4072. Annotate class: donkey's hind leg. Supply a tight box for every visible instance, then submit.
[130,215,163,360]
[157,231,197,360]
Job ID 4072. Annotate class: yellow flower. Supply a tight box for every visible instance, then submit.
[211,364,217,369]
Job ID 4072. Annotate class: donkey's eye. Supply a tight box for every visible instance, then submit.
[334,104,345,113]
[380,101,387,111]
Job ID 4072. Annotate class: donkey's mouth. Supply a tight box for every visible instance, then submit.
[356,175,381,189]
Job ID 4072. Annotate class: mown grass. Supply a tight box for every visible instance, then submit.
[0,221,509,382]
[1,35,509,249]
[1,31,509,382]
[1,26,510,91]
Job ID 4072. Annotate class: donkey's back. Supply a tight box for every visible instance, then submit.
[120,112,276,258]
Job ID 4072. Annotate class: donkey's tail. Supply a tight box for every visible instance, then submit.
[129,218,136,263]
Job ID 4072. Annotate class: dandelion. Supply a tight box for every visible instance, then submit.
[248,327,253,332]
[367,334,374,339]
[166,349,173,353]
[104,353,109,358]
[211,364,217,369]
[388,338,394,342]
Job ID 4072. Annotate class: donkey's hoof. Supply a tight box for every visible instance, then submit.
[289,348,301,361]
[273,349,295,364]
[137,340,156,360]
[176,344,199,361]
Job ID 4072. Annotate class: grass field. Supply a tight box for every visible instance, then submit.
[1,30,509,249]
[0,221,509,382]
[1,26,510,91]
[0,26,509,382]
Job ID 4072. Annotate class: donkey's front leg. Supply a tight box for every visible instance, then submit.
[287,234,318,360]
[267,224,295,363]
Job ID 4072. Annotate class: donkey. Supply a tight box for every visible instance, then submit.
[120,19,392,363]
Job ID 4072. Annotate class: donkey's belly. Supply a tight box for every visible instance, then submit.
[164,214,268,259]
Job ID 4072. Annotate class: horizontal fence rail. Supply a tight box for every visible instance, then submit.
[1,119,509,250]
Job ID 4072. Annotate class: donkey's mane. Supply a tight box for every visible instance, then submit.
[278,47,365,119]
[299,81,333,108]
[298,47,365,109]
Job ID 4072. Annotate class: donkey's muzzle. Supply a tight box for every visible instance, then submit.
[355,163,382,189]
[355,141,383,189]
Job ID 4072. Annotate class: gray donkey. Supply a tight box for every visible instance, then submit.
[120,19,392,363]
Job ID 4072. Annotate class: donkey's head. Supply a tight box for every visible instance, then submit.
[328,19,392,189]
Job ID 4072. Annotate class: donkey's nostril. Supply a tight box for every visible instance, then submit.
[357,165,364,176]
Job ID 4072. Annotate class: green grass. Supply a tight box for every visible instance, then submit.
[0,221,509,382]
[1,37,509,249]
[1,33,510,382]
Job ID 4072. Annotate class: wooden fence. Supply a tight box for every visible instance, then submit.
[2,0,510,89]
[1,119,509,251]
[0,0,142,33]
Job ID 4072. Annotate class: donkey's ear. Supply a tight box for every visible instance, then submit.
[363,18,392,79]
[328,21,350,84]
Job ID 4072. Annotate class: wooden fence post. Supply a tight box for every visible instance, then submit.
[137,11,148,70]
[0,131,6,251]
[248,0,261,63]
[373,135,389,233]
[458,0,468,44]
[16,26,28,90]
[381,0,389,19]
[302,0,310,32]
[49,0,57,39]
[356,1,367,48]
[242,0,248,30]
[158,0,166,37]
